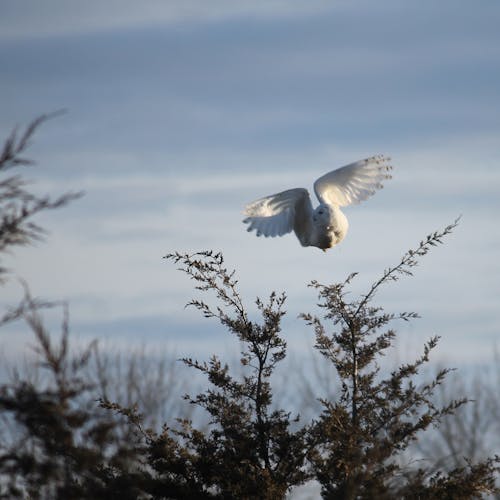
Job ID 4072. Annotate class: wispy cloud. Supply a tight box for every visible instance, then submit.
[0,0,337,40]
[1,1,499,367]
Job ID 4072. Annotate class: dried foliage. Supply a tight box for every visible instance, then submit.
[0,113,82,281]
[301,218,498,498]
[416,364,500,477]
[0,295,145,499]
[0,117,498,499]
[161,251,308,498]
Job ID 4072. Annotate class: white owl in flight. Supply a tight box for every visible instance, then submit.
[243,155,392,251]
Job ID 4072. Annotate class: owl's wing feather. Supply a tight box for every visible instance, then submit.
[243,188,313,238]
[314,155,392,207]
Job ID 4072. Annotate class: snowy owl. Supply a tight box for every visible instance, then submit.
[243,155,392,251]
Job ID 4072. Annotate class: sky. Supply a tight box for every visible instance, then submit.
[1,1,499,373]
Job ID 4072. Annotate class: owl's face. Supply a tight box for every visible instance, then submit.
[313,204,331,226]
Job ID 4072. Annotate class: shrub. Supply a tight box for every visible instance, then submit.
[0,117,498,499]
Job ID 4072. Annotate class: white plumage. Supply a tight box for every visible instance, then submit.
[243,155,392,251]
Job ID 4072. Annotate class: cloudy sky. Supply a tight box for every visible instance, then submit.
[1,1,499,369]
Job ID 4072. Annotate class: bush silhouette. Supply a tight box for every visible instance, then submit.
[0,117,498,499]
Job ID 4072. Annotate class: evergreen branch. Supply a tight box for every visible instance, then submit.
[355,217,461,316]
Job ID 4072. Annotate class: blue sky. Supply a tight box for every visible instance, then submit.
[1,1,499,368]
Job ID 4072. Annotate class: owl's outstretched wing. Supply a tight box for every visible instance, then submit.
[243,188,313,238]
[314,155,392,207]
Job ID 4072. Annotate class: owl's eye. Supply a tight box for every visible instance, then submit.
[318,210,324,215]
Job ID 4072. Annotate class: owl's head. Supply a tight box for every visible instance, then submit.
[313,204,332,225]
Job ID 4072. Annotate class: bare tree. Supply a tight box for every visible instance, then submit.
[0,113,81,282]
